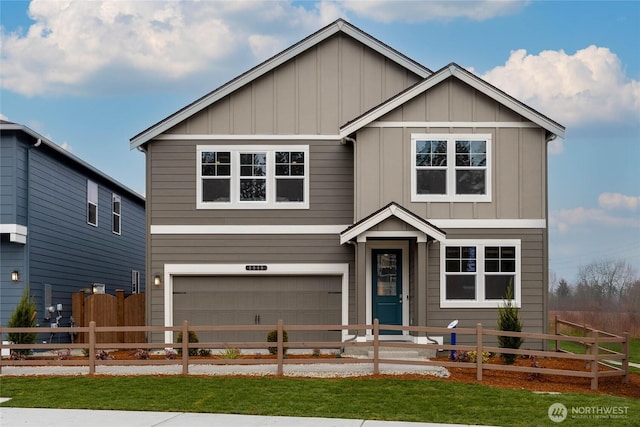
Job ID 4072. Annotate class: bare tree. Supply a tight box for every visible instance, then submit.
[576,259,637,305]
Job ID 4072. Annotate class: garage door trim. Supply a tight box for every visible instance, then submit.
[163,263,349,343]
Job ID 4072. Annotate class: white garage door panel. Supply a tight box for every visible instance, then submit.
[173,275,341,343]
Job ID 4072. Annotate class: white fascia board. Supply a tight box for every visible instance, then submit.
[156,134,341,141]
[340,64,565,139]
[151,225,348,235]
[339,204,446,244]
[368,121,539,129]
[432,219,546,229]
[0,224,28,244]
[450,68,565,139]
[340,70,453,138]
[131,21,431,150]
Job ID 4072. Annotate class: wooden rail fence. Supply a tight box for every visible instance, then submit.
[1,319,629,391]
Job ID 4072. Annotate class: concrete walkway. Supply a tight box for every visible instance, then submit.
[0,407,492,427]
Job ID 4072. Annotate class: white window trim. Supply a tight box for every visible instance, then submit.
[112,193,121,235]
[196,145,309,209]
[440,239,521,308]
[411,133,492,203]
[87,180,98,227]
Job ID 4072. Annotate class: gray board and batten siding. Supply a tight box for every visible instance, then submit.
[0,122,146,334]
[354,77,548,222]
[161,33,423,137]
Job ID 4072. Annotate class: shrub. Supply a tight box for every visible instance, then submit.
[7,287,37,356]
[133,348,149,360]
[312,348,321,358]
[266,329,288,355]
[95,350,112,360]
[497,283,523,364]
[176,330,199,356]
[218,347,242,359]
[54,349,72,360]
[198,348,211,357]
[164,349,177,360]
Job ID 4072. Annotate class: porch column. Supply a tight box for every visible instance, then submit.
[416,240,428,327]
[356,241,367,325]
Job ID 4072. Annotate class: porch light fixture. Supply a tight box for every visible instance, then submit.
[11,270,19,282]
[153,274,162,286]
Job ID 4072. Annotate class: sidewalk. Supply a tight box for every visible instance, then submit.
[0,406,490,427]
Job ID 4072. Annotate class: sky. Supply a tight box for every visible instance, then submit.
[1,0,638,285]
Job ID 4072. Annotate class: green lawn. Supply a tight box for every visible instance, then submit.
[550,337,640,373]
[1,376,638,427]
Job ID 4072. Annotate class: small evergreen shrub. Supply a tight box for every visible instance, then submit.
[497,283,523,364]
[133,348,150,359]
[266,329,288,355]
[7,287,37,356]
[176,330,199,356]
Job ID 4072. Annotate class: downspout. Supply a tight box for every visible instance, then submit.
[423,239,438,345]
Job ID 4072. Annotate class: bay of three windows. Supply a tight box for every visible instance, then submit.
[198,146,308,209]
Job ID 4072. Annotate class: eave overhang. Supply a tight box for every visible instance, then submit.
[340,202,446,245]
[130,19,432,151]
[340,63,566,140]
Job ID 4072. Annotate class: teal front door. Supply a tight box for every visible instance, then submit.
[372,249,403,334]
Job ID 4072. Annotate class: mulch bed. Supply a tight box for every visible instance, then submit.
[16,351,640,398]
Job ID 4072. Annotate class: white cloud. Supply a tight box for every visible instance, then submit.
[336,0,525,23]
[481,46,640,128]
[547,138,564,155]
[0,0,334,97]
[598,192,640,211]
[0,113,8,121]
[550,206,640,233]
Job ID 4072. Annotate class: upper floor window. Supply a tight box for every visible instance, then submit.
[197,145,309,209]
[411,134,491,202]
[112,194,121,235]
[87,180,98,226]
[440,239,520,308]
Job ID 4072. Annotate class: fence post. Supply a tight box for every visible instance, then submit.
[89,321,96,375]
[182,320,189,375]
[116,290,125,343]
[277,319,284,376]
[554,314,558,352]
[373,319,379,375]
[622,332,629,384]
[476,323,483,382]
[590,330,599,391]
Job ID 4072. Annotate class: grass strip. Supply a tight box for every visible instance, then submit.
[1,376,638,427]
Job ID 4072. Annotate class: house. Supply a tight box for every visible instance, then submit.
[130,20,564,346]
[1,120,146,338]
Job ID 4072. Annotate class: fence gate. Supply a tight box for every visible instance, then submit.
[72,290,145,344]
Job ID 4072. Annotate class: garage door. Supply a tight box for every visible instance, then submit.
[173,275,342,343]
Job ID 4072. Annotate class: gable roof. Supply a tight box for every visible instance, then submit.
[1,120,145,204]
[130,19,432,150]
[340,63,565,140]
[340,202,446,244]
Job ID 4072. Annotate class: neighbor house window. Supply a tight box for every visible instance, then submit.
[87,180,98,226]
[197,145,309,209]
[112,194,121,235]
[441,240,520,308]
[131,270,140,294]
[411,134,491,202]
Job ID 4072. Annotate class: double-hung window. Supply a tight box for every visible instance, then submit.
[112,194,121,235]
[197,145,309,209]
[441,240,520,308]
[411,134,491,202]
[87,180,98,226]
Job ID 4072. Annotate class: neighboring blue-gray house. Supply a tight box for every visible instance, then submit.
[1,120,146,334]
